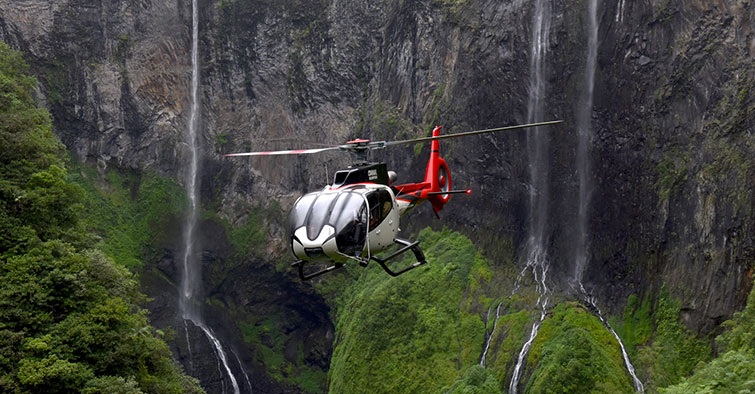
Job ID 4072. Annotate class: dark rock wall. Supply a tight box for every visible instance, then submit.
[1,0,753,390]
[587,0,754,333]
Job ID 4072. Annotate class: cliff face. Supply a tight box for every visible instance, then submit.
[587,1,754,332]
[1,0,753,392]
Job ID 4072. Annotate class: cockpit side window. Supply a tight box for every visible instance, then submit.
[367,189,393,230]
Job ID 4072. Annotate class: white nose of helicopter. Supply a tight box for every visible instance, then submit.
[291,225,338,260]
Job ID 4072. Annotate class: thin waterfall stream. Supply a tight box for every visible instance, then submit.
[508,0,552,392]
[509,248,550,394]
[574,1,643,392]
[581,285,645,393]
[573,0,598,283]
[178,1,247,392]
[479,301,501,366]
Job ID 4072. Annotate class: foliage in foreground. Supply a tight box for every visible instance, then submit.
[662,281,755,393]
[0,42,203,394]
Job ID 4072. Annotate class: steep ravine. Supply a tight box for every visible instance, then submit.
[1,0,753,393]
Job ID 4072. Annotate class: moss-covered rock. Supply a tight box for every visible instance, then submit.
[523,303,634,394]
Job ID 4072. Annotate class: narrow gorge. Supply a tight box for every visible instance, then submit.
[0,0,753,393]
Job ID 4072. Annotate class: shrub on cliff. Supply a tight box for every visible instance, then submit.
[661,283,755,393]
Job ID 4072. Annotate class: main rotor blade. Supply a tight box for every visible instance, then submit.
[224,120,562,157]
[245,138,338,147]
[383,120,563,147]
[224,146,342,157]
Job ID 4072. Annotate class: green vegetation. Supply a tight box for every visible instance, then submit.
[614,294,654,360]
[477,292,548,386]
[486,306,531,382]
[611,287,711,392]
[662,282,755,393]
[327,228,491,394]
[661,350,755,393]
[523,303,634,394]
[655,156,688,206]
[203,207,267,262]
[643,288,711,387]
[442,365,499,394]
[0,43,203,393]
[238,316,327,393]
[68,164,186,269]
[717,283,755,353]
[239,318,286,379]
[199,199,326,393]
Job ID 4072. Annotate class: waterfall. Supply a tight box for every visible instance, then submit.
[196,322,241,394]
[480,301,501,366]
[480,261,539,366]
[233,351,254,392]
[581,285,645,393]
[179,1,245,392]
[574,0,598,283]
[525,0,552,247]
[509,247,550,394]
[508,0,552,392]
[615,0,626,23]
[180,0,202,322]
[574,2,643,392]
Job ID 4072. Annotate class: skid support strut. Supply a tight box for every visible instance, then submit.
[291,260,344,281]
[370,238,427,277]
[292,238,426,280]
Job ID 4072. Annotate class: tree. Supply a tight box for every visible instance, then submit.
[0,42,204,394]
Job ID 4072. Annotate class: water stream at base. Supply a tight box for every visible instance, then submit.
[509,246,550,394]
[233,351,254,392]
[580,285,645,393]
[178,1,246,392]
[196,321,241,394]
[479,301,501,366]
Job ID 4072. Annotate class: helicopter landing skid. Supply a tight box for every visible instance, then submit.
[292,238,427,280]
[291,260,345,281]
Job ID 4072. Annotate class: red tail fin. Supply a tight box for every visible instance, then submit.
[424,126,451,215]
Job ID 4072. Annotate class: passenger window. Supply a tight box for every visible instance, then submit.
[367,189,393,230]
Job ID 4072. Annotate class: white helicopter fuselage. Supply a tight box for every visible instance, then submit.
[290,183,400,264]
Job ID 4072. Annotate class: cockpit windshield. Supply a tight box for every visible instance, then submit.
[289,190,368,255]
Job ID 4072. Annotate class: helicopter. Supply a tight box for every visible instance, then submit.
[225,120,561,280]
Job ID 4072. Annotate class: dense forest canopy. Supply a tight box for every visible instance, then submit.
[0,42,204,394]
